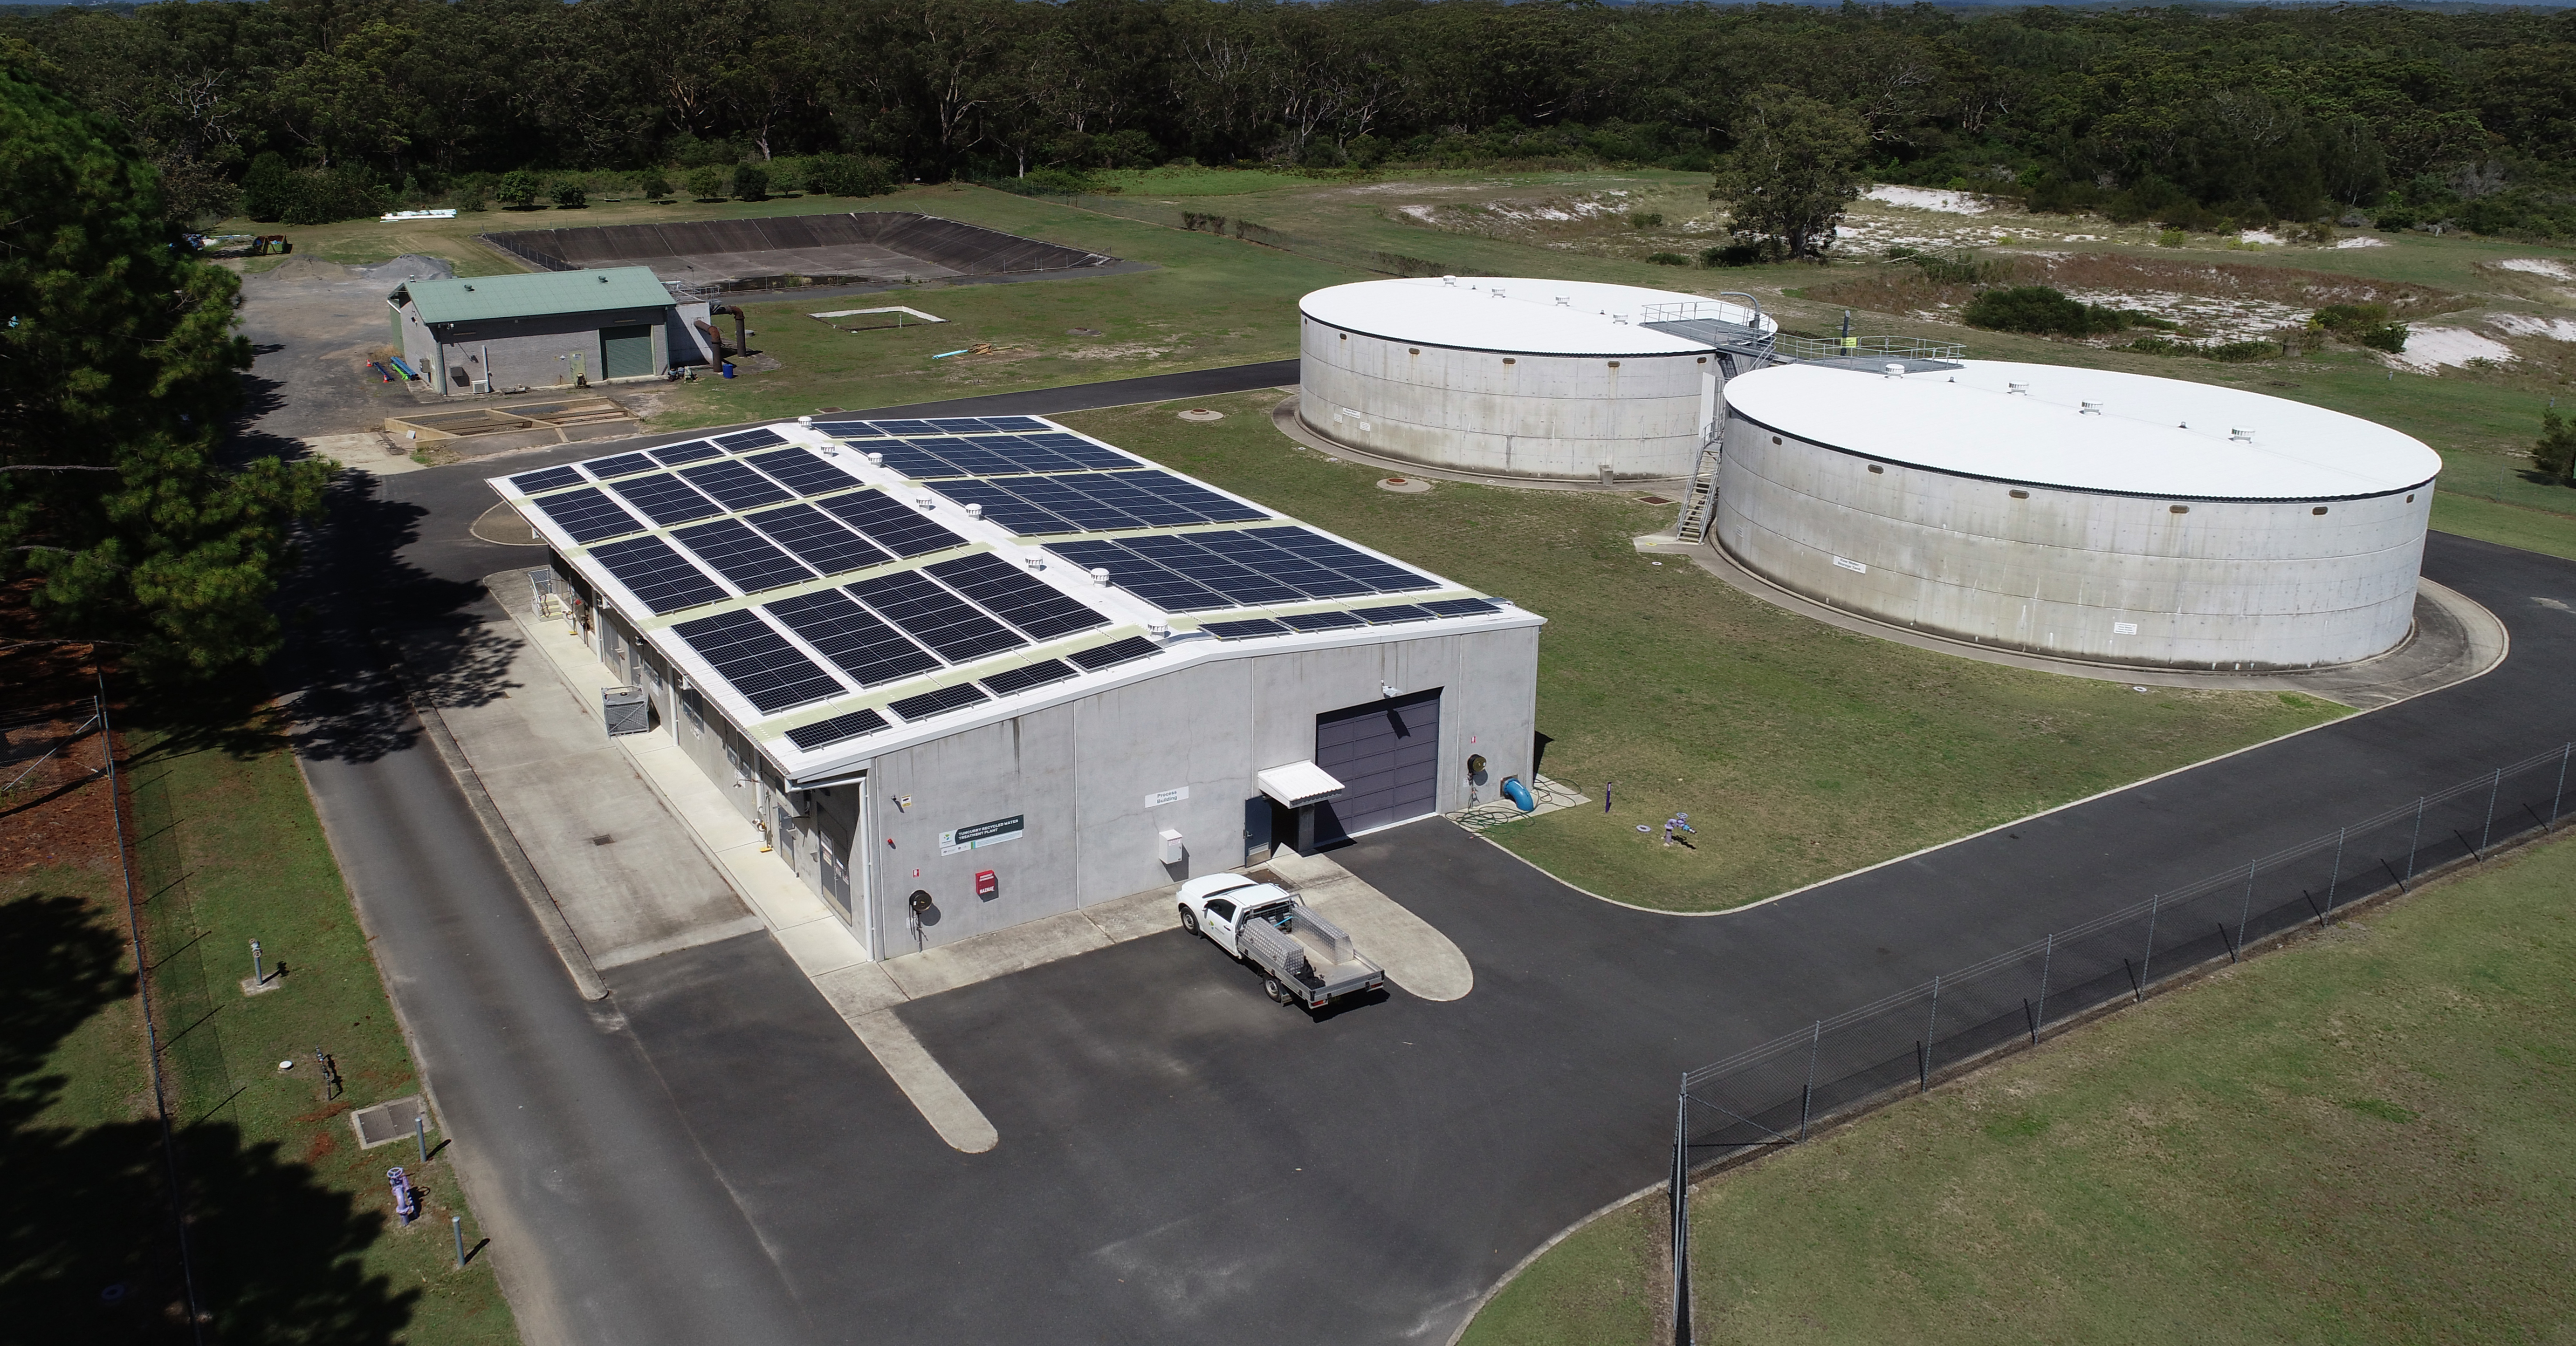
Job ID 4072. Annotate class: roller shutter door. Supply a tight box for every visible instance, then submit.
[600,324,655,380]
[1312,689,1441,845]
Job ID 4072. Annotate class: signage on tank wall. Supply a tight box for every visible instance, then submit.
[940,814,1025,856]
[1145,786,1190,808]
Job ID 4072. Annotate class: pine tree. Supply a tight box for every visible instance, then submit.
[2534,410,2576,486]
[1,60,331,681]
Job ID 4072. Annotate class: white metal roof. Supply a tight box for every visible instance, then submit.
[490,416,1542,785]
[1256,760,1346,807]
[1723,360,2442,500]
[1299,277,1776,357]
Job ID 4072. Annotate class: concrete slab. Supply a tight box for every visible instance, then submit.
[1265,849,1475,1002]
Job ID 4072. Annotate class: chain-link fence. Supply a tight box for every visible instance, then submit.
[1665,739,2576,1343]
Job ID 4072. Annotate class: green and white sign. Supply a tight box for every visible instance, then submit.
[940,813,1025,856]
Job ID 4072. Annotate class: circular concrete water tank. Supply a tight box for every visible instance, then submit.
[1298,277,1778,481]
[1716,360,2442,671]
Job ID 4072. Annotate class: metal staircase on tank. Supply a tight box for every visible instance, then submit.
[1672,430,1723,544]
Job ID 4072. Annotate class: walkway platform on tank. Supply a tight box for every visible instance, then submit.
[1637,531,2507,710]
[479,212,1125,294]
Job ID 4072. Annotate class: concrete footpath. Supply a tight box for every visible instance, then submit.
[465,568,1474,1152]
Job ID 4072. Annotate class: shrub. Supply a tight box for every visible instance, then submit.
[1963,286,2121,336]
[2532,410,2576,484]
[275,166,391,225]
[2157,229,2186,248]
[495,169,544,209]
[2205,340,2277,362]
[1628,210,1664,229]
[1646,251,1690,266]
[686,165,728,200]
[2375,207,2416,232]
[2313,302,2407,353]
[637,171,673,199]
[551,180,587,209]
[1701,242,1769,267]
[731,163,769,201]
[806,154,893,198]
[241,152,295,221]
[451,178,488,212]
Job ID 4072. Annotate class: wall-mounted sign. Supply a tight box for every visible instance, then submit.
[1832,555,1868,574]
[940,814,1024,856]
[2112,622,2139,635]
[1145,786,1190,808]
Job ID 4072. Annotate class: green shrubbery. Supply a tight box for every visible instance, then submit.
[1963,286,2123,336]
[804,154,893,198]
[2127,335,2280,362]
[550,180,586,209]
[239,152,391,225]
[2532,410,2576,485]
[2311,302,2409,353]
[1647,252,1690,266]
[685,165,728,200]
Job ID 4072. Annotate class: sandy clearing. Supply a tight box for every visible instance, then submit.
[2489,313,2576,343]
[2334,237,2390,249]
[2389,326,2519,371]
[1863,185,1992,214]
[2498,258,2576,280]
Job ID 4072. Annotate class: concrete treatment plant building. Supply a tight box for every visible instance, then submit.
[1714,359,2444,670]
[1298,277,1778,481]
[488,416,1540,960]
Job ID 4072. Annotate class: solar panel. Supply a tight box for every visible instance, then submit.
[529,487,644,543]
[1042,540,1229,611]
[913,439,1019,478]
[650,440,724,467]
[1122,471,1268,522]
[980,659,1078,697]
[1121,534,1304,606]
[1422,597,1504,616]
[1353,604,1434,624]
[786,708,891,752]
[931,480,1075,534]
[744,504,890,577]
[848,571,1026,663]
[1066,636,1160,670]
[607,473,724,526]
[868,442,958,478]
[954,435,1092,474]
[764,589,941,686]
[1242,526,1438,591]
[671,519,812,593]
[679,460,793,512]
[1281,611,1366,632]
[744,448,860,497]
[998,477,1140,531]
[589,535,728,614]
[508,466,584,494]
[1060,472,1197,526]
[981,416,1048,432]
[869,419,941,437]
[889,683,992,721]
[716,428,787,452]
[1202,618,1290,640]
[814,421,888,439]
[1187,531,1375,598]
[918,418,994,436]
[1026,433,1136,469]
[817,491,967,558]
[670,609,844,713]
[582,451,656,479]
[926,553,1109,642]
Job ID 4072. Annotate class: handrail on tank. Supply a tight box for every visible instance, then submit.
[1638,295,1767,328]
[1713,292,1765,325]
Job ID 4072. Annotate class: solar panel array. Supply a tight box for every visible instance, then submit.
[497,416,1504,755]
[1045,526,1436,612]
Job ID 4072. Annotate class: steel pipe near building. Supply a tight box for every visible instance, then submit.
[1297,277,1777,482]
[1715,360,2442,671]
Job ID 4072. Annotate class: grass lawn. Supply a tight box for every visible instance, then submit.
[0,712,516,1343]
[1461,825,2576,1346]
[1064,392,2345,910]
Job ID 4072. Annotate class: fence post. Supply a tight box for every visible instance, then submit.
[1916,1039,1927,1094]
[2405,796,2425,882]
[1922,975,1941,1076]
[2553,743,2571,830]
[2138,893,2162,991]
[2034,932,2055,1030]
[1796,1020,1820,1142]
[1671,1077,1691,1346]
[2321,827,2346,923]
[2236,859,2257,953]
[2480,768,2502,854]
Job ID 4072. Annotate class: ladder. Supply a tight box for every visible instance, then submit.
[1672,433,1723,544]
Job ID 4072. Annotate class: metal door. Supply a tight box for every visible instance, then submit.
[600,325,653,379]
[1312,689,1442,845]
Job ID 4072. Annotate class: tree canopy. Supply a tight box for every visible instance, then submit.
[0,55,330,681]
[7,0,2576,237]
[1711,90,1867,262]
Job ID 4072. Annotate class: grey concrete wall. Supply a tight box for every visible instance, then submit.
[1298,315,1721,479]
[429,305,670,393]
[1715,410,2432,670]
[670,302,715,366]
[395,301,444,389]
[853,624,1540,956]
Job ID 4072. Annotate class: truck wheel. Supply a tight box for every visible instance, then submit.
[1178,907,1200,935]
[1263,977,1288,1004]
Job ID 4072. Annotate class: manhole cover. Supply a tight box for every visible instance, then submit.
[350,1095,431,1149]
[1639,495,1674,505]
[1376,476,1431,494]
[1176,408,1224,423]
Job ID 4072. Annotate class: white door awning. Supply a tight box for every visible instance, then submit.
[1257,760,1346,808]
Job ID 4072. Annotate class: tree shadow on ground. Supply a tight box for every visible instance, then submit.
[0,890,417,1344]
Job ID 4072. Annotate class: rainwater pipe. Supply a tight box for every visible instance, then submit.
[1500,776,1536,812]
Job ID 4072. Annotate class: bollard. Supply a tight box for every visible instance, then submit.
[415,1112,429,1163]
[453,1216,467,1268]
[250,940,265,986]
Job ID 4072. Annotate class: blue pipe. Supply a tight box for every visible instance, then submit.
[388,356,419,380]
[1500,776,1535,812]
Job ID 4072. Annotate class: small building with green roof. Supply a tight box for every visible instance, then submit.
[389,265,712,395]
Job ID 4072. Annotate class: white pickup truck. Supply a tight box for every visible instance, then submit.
[1176,873,1385,1010]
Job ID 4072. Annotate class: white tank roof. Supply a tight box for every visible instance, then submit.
[1299,277,1775,357]
[1724,359,2441,501]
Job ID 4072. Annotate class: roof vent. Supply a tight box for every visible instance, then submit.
[461,284,475,292]
[1089,567,1111,587]
[915,492,934,509]
[1491,288,1506,299]
[1883,363,1906,378]
[1147,618,1170,640]
[963,502,983,519]
[1443,275,1458,287]
[2080,401,2104,415]
[1612,312,1628,324]
[2006,382,2028,395]
[1555,295,1570,306]
[2230,427,2254,442]
[867,451,885,467]
[797,415,812,427]
[1023,554,1044,572]
[597,274,609,283]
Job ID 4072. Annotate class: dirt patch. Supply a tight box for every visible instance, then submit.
[1806,253,2463,342]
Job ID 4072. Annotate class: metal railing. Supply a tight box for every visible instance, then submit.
[1665,740,2576,1339]
[1768,333,1966,362]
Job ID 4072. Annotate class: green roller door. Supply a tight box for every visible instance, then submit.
[599,324,654,380]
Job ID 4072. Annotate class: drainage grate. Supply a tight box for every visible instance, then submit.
[350,1095,431,1149]
[590,834,615,846]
